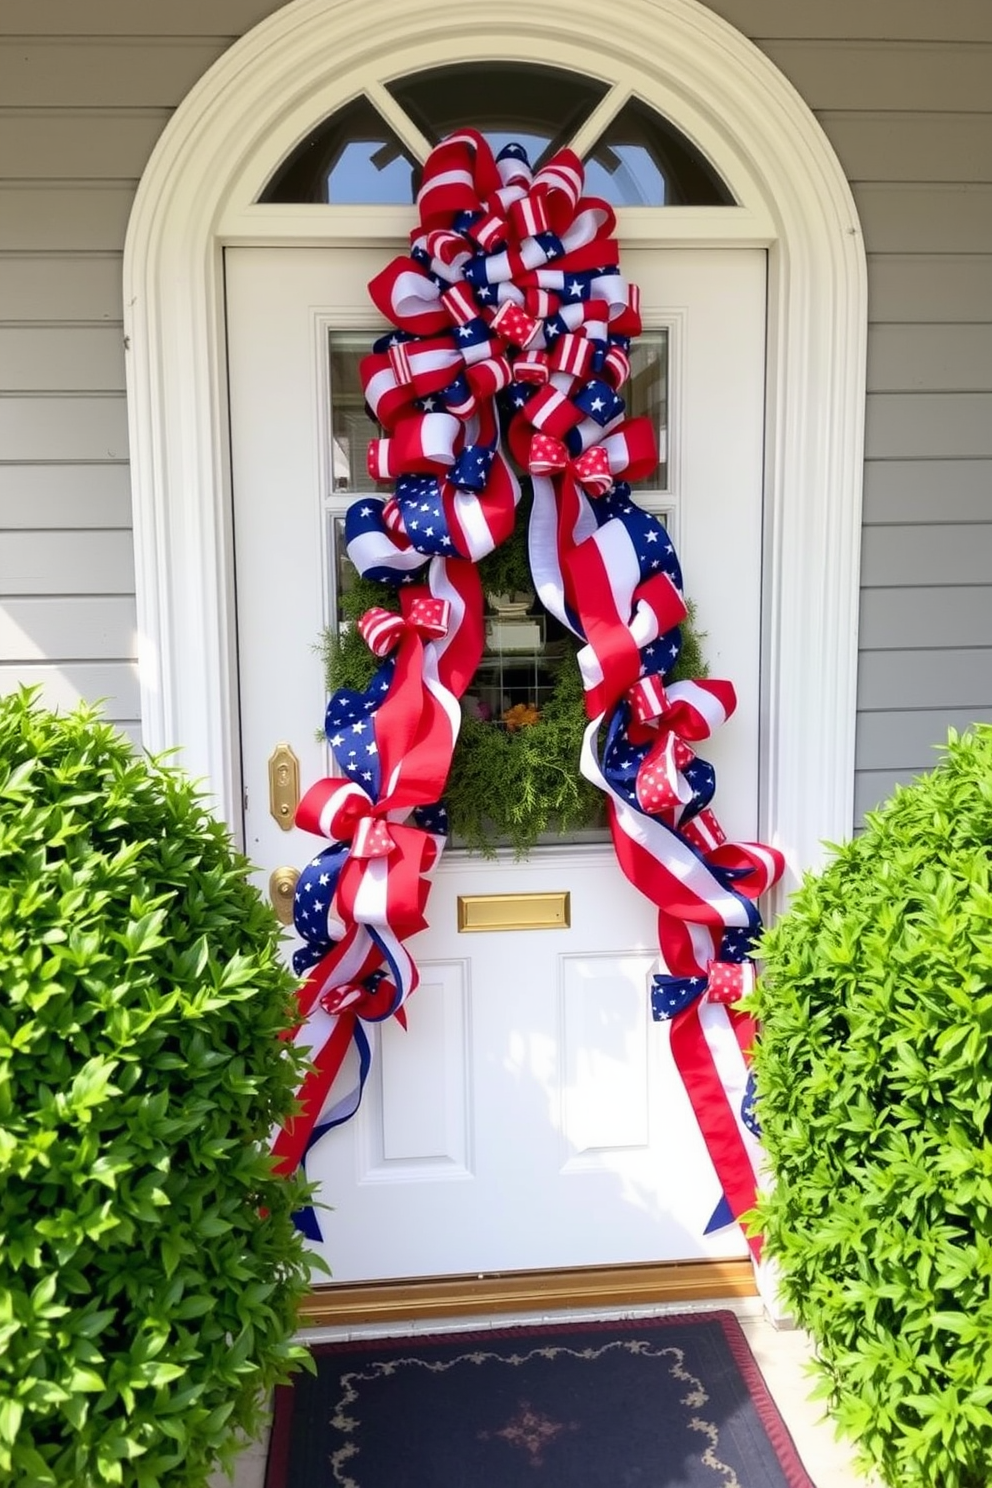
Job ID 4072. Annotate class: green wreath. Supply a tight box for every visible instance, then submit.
[321,493,706,857]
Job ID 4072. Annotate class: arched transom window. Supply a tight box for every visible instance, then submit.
[260,62,733,207]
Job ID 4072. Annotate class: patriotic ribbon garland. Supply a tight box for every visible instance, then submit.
[275,130,784,1256]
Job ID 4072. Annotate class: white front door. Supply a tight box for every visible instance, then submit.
[226,245,766,1283]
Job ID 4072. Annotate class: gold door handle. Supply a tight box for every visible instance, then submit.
[269,866,300,925]
[268,742,300,830]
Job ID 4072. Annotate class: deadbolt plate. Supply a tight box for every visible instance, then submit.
[268,742,300,830]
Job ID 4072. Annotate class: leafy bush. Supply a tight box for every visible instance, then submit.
[0,690,312,1488]
[751,726,992,1488]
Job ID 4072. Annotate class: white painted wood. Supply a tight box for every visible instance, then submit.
[0,254,124,323]
[860,586,992,650]
[856,184,992,254]
[867,325,992,395]
[858,649,992,711]
[761,41,992,111]
[123,0,867,888]
[0,396,128,460]
[0,531,135,594]
[704,0,992,43]
[560,953,654,1157]
[0,110,170,180]
[857,707,992,770]
[370,961,469,1172]
[868,255,992,324]
[0,660,139,718]
[0,327,126,392]
[0,40,231,108]
[314,856,749,1280]
[0,464,132,527]
[0,596,137,661]
[0,186,135,252]
[866,394,992,460]
[862,524,992,587]
[225,244,764,1279]
[822,113,992,185]
[863,459,992,523]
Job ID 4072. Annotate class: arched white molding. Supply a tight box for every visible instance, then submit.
[123,0,866,887]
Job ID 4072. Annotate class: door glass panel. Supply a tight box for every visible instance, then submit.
[329,331,382,493]
[261,96,419,204]
[627,331,668,491]
[385,64,608,166]
[324,317,671,849]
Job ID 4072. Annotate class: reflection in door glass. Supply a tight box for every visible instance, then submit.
[328,332,382,494]
[627,331,668,491]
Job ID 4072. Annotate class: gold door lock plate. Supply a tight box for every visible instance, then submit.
[268,742,300,830]
[269,866,300,925]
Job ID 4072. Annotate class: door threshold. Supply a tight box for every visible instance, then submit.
[300,1257,756,1328]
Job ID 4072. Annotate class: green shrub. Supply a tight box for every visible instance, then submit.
[751,726,992,1488]
[0,689,312,1488]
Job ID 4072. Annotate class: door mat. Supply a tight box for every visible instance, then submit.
[265,1309,817,1487]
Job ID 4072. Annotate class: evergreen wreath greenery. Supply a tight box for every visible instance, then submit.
[321,495,707,856]
[0,689,314,1488]
[750,725,992,1488]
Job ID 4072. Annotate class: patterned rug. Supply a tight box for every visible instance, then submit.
[265,1310,816,1487]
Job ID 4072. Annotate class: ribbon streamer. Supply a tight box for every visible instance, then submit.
[276,127,785,1252]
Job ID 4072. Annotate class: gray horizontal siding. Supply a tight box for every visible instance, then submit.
[0,109,171,178]
[0,327,126,392]
[823,112,992,183]
[0,254,124,321]
[705,0,992,43]
[867,257,992,324]
[0,397,129,461]
[857,709,992,769]
[1,531,136,595]
[0,661,139,717]
[0,39,232,107]
[1,2,991,818]
[860,587,992,651]
[862,461,992,523]
[866,395,992,460]
[862,525,992,589]
[0,464,132,526]
[0,0,283,33]
[867,325,992,393]
[761,41,992,112]
[0,596,136,660]
[855,184,992,254]
[0,185,135,250]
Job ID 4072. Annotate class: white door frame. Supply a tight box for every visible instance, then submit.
[123,0,867,894]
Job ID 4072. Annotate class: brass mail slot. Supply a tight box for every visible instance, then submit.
[457,891,570,933]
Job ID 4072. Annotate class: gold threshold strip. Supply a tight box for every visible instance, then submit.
[300,1257,756,1328]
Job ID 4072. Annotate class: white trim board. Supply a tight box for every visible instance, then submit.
[122,0,867,893]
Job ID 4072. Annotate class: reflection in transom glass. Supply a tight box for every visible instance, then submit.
[262,97,418,204]
[583,98,733,207]
[385,63,609,168]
